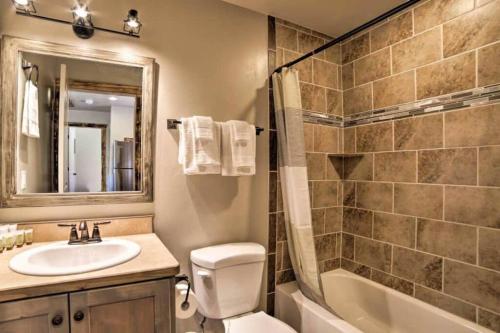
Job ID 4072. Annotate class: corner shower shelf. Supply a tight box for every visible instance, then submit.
[328,153,364,158]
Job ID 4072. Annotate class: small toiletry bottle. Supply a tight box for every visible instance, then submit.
[14,231,25,247]
[0,224,9,235]
[0,235,4,253]
[24,229,34,245]
[4,233,15,250]
[8,224,17,232]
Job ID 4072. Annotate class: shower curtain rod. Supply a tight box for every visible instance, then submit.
[273,0,422,73]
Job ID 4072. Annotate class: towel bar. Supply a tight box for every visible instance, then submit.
[167,119,264,135]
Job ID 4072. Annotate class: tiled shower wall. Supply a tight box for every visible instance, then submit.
[267,0,500,329]
[339,0,500,331]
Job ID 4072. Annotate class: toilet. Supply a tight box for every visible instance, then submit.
[190,243,296,333]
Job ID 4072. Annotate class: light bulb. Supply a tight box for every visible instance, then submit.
[14,0,29,5]
[126,19,139,28]
[73,4,89,18]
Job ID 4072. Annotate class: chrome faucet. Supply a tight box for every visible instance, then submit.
[58,220,111,245]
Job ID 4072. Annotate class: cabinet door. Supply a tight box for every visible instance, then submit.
[0,294,69,333]
[69,279,174,333]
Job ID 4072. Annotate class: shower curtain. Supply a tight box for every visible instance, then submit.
[272,68,331,310]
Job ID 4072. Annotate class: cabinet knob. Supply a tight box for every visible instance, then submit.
[51,314,64,326]
[73,310,85,322]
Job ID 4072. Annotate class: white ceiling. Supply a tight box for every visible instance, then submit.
[69,91,135,112]
[220,0,408,37]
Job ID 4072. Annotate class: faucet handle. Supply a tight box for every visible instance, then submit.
[94,221,111,226]
[90,221,111,242]
[57,224,79,244]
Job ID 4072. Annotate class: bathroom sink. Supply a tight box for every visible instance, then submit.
[9,239,141,276]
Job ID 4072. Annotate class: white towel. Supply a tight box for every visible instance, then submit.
[21,80,40,138]
[178,117,220,175]
[227,120,251,143]
[221,122,255,176]
[193,116,214,142]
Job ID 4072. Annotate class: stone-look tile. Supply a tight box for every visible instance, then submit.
[268,213,277,254]
[277,181,283,212]
[394,114,443,150]
[343,208,373,237]
[344,154,373,181]
[371,269,414,296]
[373,212,416,248]
[324,44,341,64]
[478,309,500,333]
[373,71,416,109]
[417,218,477,263]
[414,285,477,322]
[311,209,325,235]
[313,59,338,89]
[320,258,340,273]
[479,146,500,187]
[374,151,417,183]
[314,233,337,261]
[393,246,443,290]
[342,63,354,90]
[416,51,476,99]
[314,125,339,153]
[276,24,298,51]
[392,27,442,74]
[414,0,475,33]
[445,186,500,228]
[276,242,283,271]
[300,83,326,113]
[355,237,392,273]
[276,269,295,285]
[443,1,500,57]
[276,18,311,33]
[343,127,356,154]
[342,233,354,260]
[356,122,393,153]
[478,42,500,86]
[269,172,278,213]
[275,48,284,67]
[284,50,312,83]
[444,260,500,313]
[356,182,393,212]
[445,104,500,148]
[394,184,443,220]
[418,148,478,185]
[268,253,276,292]
[354,48,391,86]
[298,32,324,58]
[343,84,372,116]
[343,181,356,207]
[341,258,371,278]
[303,123,314,152]
[276,212,286,241]
[312,181,338,208]
[341,33,370,64]
[282,242,292,270]
[479,228,500,271]
[370,11,413,52]
[269,130,277,171]
[326,89,342,116]
[266,293,275,316]
[306,153,326,180]
[326,157,343,180]
[325,207,342,233]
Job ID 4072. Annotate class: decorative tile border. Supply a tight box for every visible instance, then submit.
[302,84,500,128]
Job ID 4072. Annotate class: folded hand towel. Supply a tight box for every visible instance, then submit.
[227,120,251,143]
[221,122,255,176]
[21,80,40,138]
[228,121,255,168]
[178,117,220,175]
[193,116,214,141]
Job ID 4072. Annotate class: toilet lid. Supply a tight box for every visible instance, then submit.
[224,311,297,333]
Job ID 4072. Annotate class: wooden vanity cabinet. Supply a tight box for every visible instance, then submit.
[0,279,175,333]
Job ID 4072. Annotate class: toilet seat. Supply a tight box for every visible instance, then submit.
[223,311,297,333]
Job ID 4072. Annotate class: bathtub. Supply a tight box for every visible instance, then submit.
[276,269,493,333]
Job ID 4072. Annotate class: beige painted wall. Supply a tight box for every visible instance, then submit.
[0,0,269,326]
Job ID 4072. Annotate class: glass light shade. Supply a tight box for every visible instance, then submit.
[12,0,36,14]
[123,9,142,35]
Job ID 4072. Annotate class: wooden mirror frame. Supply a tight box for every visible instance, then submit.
[0,36,155,207]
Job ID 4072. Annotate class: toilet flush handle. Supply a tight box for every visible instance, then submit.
[197,270,210,279]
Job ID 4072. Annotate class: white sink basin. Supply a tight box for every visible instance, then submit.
[9,239,141,276]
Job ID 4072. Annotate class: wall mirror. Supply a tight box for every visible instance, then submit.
[1,36,155,207]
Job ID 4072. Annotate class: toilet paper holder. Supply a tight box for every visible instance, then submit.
[175,274,192,311]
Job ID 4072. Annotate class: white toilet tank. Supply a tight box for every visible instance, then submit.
[190,242,266,319]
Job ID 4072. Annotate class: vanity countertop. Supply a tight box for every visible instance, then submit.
[0,233,180,302]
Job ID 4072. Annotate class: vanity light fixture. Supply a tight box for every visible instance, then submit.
[123,9,142,36]
[11,0,36,14]
[12,1,141,39]
[72,2,94,39]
